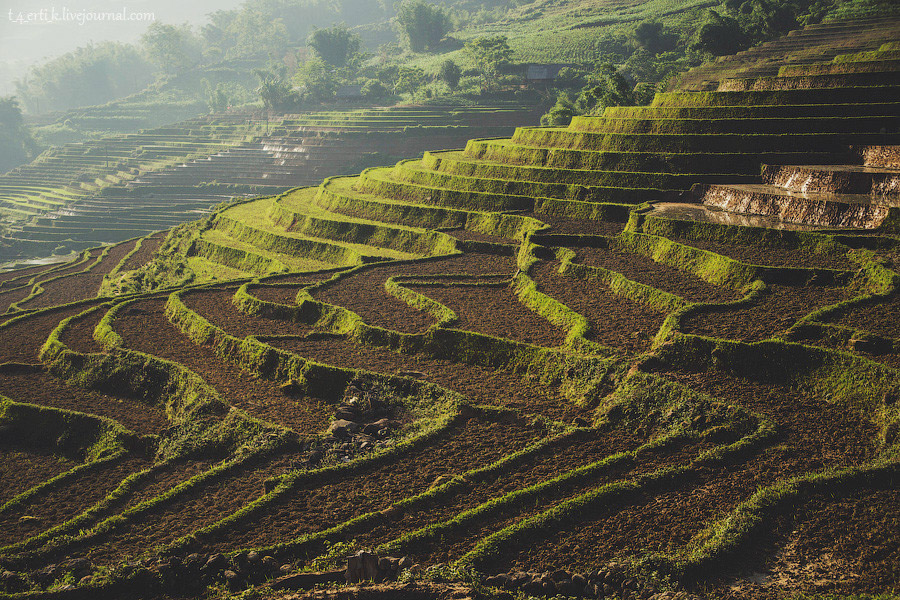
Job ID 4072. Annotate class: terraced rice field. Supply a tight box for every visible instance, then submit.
[0,18,898,600]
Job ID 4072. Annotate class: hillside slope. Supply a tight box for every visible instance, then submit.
[0,17,898,600]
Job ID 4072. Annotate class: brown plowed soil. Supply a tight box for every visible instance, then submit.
[113,298,332,433]
[248,284,305,305]
[17,242,136,311]
[0,366,169,436]
[17,271,107,310]
[0,447,77,506]
[407,283,567,347]
[37,250,100,279]
[681,284,851,342]
[0,261,71,287]
[267,335,584,422]
[446,229,512,243]
[354,428,643,550]
[119,232,166,272]
[721,487,900,598]
[496,365,876,573]
[57,306,107,354]
[427,439,708,568]
[198,412,546,554]
[834,292,900,340]
[575,246,740,304]
[0,303,102,364]
[0,285,33,313]
[531,261,667,354]
[182,288,314,337]
[311,255,515,335]
[59,448,302,565]
[670,237,853,270]
[524,213,627,236]
[0,456,148,547]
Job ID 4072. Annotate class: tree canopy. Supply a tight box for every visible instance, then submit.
[307,25,362,67]
[395,0,452,53]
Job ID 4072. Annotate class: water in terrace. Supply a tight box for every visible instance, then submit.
[648,202,835,231]
[0,252,79,273]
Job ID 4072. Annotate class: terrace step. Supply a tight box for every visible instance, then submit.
[861,145,900,168]
[761,164,900,195]
[718,71,900,91]
[778,59,900,76]
[698,182,898,229]
[569,115,900,136]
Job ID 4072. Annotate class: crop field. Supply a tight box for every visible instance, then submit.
[0,17,899,600]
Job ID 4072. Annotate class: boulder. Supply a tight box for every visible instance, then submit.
[346,551,379,582]
[328,419,359,438]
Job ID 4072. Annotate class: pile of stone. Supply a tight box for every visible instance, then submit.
[482,563,698,600]
[320,381,402,464]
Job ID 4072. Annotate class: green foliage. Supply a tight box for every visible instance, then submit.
[141,22,203,75]
[0,97,40,172]
[256,65,300,111]
[394,66,428,98]
[691,9,746,56]
[395,0,453,53]
[13,42,154,115]
[464,35,514,92]
[438,59,462,90]
[361,79,391,100]
[540,63,635,126]
[307,24,363,68]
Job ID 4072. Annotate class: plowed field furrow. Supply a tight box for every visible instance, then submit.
[0,304,102,364]
[531,262,667,354]
[407,283,567,347]
[669,236,852,270]
[198,412,545,554]
[96,240,140,276]
[57,308,106,354]
[121,231,167,270]
[354,428,643,550]
[0,262,69,287]
[0,447,77,505]
[266,335,584,421]
[681,284,851,342]
[113,298,332,433]
[0,286,32,313]
[510,440,853,572]
[523,213,626,236]
[182,288,314,337]
[57,449,301,565]
[0,367,168,435]
[248,284,307,306]
[37,250,101,280]
[446,229,511,243]
[730,488,900,596]
[413,439,708,567]
[660,371,876,467]
[574,247,739,304]
[0,457,148,546]
[311,254,515,335]
[834,292,900,340]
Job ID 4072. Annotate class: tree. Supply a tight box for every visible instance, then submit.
[0,97,39,173]
[307,24,362,67]
[633,21,665,54]
[394,66,427,97]
[691,10,746,56]
[141,22,202,74]
[438,59,461,90]
[464,36,513,92]
[255,67,295,112]
[395,0,452,53]
[292,59,339,103]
